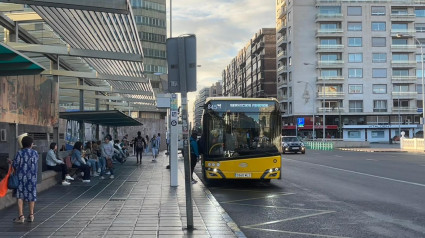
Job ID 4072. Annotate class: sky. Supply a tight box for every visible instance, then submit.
[170,0,276,124]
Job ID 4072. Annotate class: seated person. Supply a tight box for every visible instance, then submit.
[71,142,91,183]
[46,142,74,186]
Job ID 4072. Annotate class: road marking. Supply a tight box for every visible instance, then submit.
[221,193,294,203]
[226,202,331,212]
[243,227,351,238]
[334,155,343,158]
[244,211,335,227]
[366,159,378,161]
[286,159,425,188]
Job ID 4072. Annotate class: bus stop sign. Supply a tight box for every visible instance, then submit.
[297,118,305,128]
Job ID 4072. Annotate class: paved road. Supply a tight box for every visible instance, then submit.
[195,150,425,238]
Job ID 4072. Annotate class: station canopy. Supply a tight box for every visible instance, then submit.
[0,42,44,75]
[59,110,142,127]
[0,1,157,112]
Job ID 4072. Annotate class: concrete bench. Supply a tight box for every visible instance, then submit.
[0,170,60,210]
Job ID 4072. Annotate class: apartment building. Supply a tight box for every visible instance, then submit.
[276,0,425,142]
[223,28,277,98]
[131,0,167,92]
[209,81,223,97]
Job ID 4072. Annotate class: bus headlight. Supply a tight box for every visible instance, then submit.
[213,168,218,173]
[216,163,220,167]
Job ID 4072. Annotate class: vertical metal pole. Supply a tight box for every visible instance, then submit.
[418,40,425,150]
[79,78,84,142]
[52,56,60,147]
[95,93,100,140]
[169,0,172,38]
[323,81,326,140]
[398,96,401,137]
[178,37,193,229]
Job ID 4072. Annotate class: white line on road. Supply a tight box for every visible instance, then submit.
[286,159,425,188]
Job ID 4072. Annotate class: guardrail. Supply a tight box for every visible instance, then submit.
[304,141,334,150]
[400,137,424,151]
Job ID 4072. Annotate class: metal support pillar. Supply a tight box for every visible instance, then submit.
[95,94,100,140]
[52,56,60,147]
[79,78,85,142]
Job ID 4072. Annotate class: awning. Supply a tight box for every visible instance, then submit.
[59,110,142,127]
[0,42,44,76]
[283,125,339,130]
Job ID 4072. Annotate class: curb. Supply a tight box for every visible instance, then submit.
[339,148,407,153]
[195,173,247,238]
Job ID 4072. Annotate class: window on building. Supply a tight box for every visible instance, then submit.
[372,22,386,31]
[348,37,362,47]
[392,23,408,31]
[373,53,387,63]
[321,54,339,61]
[394,84,409,92]
[373,84,387,94]
[348,6,362,16]
[348,53,363,63]
[393,69,409,76]
[320,38,338,45]
[415,23,425,32]
[349,84,363,94]
[373,100,387,112]
[416,8,425,17]
[348,22,362,31]
[349,68,363,78]
[348,131,361,138]
[417,84,423,94]
[371,131,385,138]
[289,57,292,65]
[417,69,424,78]
[392,8,408,15]
[321,23,338,29]
[349,100,363,112]
[417,54,425,62]
[372,37,386,47]
[321,69,340,78]
[392,38,408,45]
[372,6,386,16]
[373,68,387,78]
[392,53,409,61]
[319,6,341,14]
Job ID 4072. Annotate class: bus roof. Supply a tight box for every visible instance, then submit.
[205,97,278,104]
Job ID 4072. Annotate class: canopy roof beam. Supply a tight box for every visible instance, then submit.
[43,69,148,84]
[6,42,143,62]
[59,84,153,96]
[59,91,155,104]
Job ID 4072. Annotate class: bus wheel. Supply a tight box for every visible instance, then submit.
[263,179,271,183]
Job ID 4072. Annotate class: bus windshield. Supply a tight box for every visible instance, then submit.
[205,110,281,160]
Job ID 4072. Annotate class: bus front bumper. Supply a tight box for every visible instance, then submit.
[205,167,281,180]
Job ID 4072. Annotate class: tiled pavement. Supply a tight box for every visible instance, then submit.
[0,152,245,238]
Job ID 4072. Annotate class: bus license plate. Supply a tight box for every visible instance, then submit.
[235,173,251,178]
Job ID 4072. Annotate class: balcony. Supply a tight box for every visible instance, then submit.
[316,44,344,52]
[390,13,416,22]
[316,28,344,37]
[392,107,418,113]
[391,45,418,52]
[317,107,344,113]
[276,36,288,46]
[277,50,287,60]
[277,5,287,19]
[277,79,288,88]
[277,21,287,32]
[392,75,418,82]
[317,76,344,83]
[317,60,344,68]
[391,60,418,68]
[392,92,418,99]
[315,13,343,22]
[390,29,416,37]
[278,95,289,102]
[277,65,288,74]
[317,92,344,98]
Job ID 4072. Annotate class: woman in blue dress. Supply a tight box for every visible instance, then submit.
[12,136,38,223]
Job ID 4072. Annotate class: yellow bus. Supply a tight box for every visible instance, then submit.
[201,97,282,184]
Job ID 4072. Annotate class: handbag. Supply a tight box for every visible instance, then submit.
[106,158,114,169]
[0,166,12,197]
[7,168,19,190]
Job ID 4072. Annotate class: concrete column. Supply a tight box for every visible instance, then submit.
[8,123,18,161]
[51,56,60,147]
[95,93,100,140]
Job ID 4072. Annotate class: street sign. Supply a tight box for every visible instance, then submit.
[418,108,423,113]
[297,118,305,127]
[171,120,177,126]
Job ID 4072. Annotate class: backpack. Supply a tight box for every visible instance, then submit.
[136,137,144,149]
[151,138,157,148]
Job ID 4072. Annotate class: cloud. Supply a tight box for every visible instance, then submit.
[170,0,275,123]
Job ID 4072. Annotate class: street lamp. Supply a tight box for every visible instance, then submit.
[396,34,424,142]
[297,81,315,140]
[304,62,326,140]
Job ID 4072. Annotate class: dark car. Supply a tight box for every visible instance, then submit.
[282,136,306,154]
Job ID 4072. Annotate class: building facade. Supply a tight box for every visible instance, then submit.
[223,28,277,98]
[193,88,210,132]
[276,0,425,141]
[209,81,223,97]
[131,0,167,92]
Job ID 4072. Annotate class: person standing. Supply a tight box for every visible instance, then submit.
[134,131,146,165]
[12,136,38,223]
[100,135,115,179]
[46,142,74,185]
[145,135,150,154]
[71,142,91,183]
[151,135,158,161]
[190,132,199,184]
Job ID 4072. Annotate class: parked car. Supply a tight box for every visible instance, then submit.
[282,136,306,154]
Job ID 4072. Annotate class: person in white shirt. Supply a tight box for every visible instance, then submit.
[46,143,74,185]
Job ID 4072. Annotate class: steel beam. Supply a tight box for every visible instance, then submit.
[0,0,129,14]
[42,69,148,84]
[59,91,155,103]
[59,84,153,96]
[7,42,143,62]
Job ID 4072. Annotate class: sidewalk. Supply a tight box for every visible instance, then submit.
[0,152,244,238]
[340,142,407,153]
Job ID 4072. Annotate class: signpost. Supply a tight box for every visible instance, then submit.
[166,35,197,230]
[296,118,304,137]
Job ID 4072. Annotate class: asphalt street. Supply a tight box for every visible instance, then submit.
[195,150,425,238]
